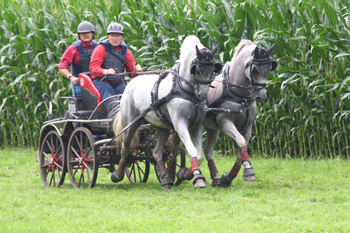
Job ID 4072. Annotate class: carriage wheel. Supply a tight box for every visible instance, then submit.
[154,148,186,183]
[39,130,66,187]
[125,149,150,183]
[67,127,98,189]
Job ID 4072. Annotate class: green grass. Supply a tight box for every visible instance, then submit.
[1,149,349,232]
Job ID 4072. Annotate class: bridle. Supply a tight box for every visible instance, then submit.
[190,57,218,85]
[244,54,276,92]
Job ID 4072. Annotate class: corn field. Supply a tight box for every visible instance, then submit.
[0,0,350,158]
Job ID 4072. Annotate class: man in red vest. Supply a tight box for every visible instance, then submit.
[58,21,98,99]
[89,22,142,100]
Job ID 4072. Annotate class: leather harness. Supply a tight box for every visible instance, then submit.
[207,63,256,130]
[151,63,202,129]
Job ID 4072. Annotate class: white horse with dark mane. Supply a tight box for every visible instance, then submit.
[112,35,221,189]
[200,39,277,187]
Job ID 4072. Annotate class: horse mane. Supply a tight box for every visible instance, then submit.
[178,35,204,76]
[231,39,255,62]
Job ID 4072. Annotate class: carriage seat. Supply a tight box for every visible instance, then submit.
[79,73,102,110]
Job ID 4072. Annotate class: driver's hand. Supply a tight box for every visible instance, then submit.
[135,64,142,72]
[71,76,80,85]
[104,68,116,75]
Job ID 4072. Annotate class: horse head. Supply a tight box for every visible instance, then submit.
[244,44,277,102]
[190,44,221,99]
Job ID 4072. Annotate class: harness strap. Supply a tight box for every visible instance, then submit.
[151,63,201,129]
[209,63,254,109]
[208,63,255,130]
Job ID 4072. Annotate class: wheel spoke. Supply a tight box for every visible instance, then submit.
[53,169,56,187]
[74,134,81,149]
[49,170,54,186]
[44,168,49,180]
[81,169,85,188]
[67,127,97,189]
[83,161,93,174]
[71,146,81,159]
[129,163,135,180]
[80,131,83,151]
[73,163,81,178]
[41,162,51,168]
[43,151,51,160]
[45,140,52,154]
[86,168,91,185]
[52,161,63,170]
[135,162,146,176]
[53,143,62,159]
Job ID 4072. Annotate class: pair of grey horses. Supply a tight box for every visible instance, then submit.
[112,35,277,189]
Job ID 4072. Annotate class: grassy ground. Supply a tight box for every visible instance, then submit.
[0,148,349,233]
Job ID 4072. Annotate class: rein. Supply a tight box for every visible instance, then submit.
[214,79,252,90]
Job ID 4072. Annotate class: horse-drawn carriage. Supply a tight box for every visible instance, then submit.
[37,72,185,189]
[37,36,277,190]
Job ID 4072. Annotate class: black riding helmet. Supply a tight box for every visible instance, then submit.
[77,21,95,39]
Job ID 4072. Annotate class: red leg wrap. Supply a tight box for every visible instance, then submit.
[229,164,241,178]
[190,158,199,172]
[157,160,167,177]
[167,160,177,174]
[185,158,200,179]
[186,168,194,179]
[207,159,218,178]
[116,160,125,177]
[239,147,249,162]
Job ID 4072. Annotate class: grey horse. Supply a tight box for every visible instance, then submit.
[203,40,277,187]
[112,35,221,189]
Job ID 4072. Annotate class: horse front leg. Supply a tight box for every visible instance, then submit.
[217,118,255,187]
[153,127,173,190]
[175,123,206,188]
[203,128,220,187]
[240,124,256,182]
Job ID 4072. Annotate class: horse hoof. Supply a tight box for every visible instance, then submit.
[243,167,256,176]
[194,179,206,188]
[219,173,233,187]
[244,174,256,182]
[176,167,188,180]
[111,170,124,183]
[211,178,220,187]
[161,184,172,190]
[174,179,183,186]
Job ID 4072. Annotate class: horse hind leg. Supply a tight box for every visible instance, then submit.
[111,119,141,183]
[166,132,180,183]
[204,128,220,187]
[154,127,173,190]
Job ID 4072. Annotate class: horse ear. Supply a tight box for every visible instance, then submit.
[211,44,219,57]
[196,45,203,59]
[271,61,277,71]
[266,44,276,56]
[253,46,259,58]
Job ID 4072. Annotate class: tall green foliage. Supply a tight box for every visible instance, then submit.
[1,0,350,158]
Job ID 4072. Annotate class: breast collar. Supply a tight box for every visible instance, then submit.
[208,63,255,109]
[151,63,202,129]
